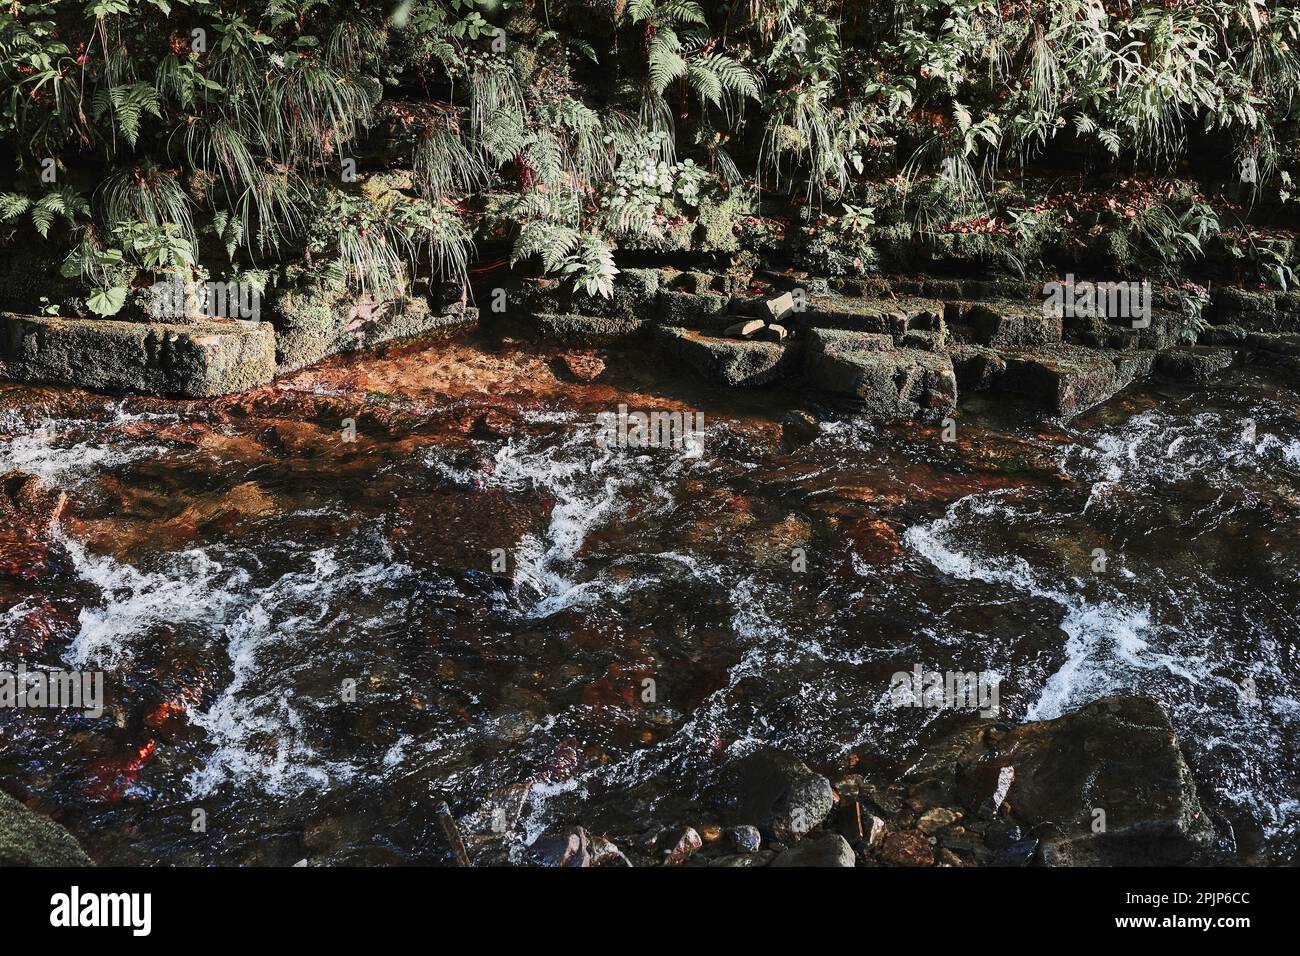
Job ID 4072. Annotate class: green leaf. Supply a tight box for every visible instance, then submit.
[86,286,128,317]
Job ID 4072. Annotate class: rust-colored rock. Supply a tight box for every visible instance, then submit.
[879,829,935,866]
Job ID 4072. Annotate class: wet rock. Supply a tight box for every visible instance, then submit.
[709,850,775,867]
[0,472,71,581]
[1151,347,1234,384]
[806,347,957,419]
[717,747,835,843]
[771,832,856,867]
[659,826,703,865]
[590,835,633,867]
[947,696,1216,865]
[993,837,1040,867]
[530,826,592,867]
[780,409,821,445]
[471,408,517,439]
[726,825,762,854]
[657,326,799,386]
[879,829,935,866]
[917,807,961,834]
[938,828,993,864]
[0,788,94,866]
[553,352,606,382]
[936,848,964,866]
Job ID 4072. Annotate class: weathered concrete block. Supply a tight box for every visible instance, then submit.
[657,326,798,386]
[806,347,956,418]
[0,312,276,398]
[1152,347,1235,384]
[535,312,646,345]
[948,344,1007,392]
[998,345,1146,417]
[805,327,895,359]
[967,302,1062,348]
[657,289,731,329]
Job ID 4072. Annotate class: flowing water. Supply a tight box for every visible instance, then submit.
[1,332,1297,864]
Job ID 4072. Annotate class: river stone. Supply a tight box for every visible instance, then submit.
[529,826,592,867]
[806,347,957,418]
[771,833,856,867]
[657,326,797,386]
[725,824,762,853]
[0,788,93,866]
[0,312,277,398]
[716,747,835,843]
[949,696,1215,866]
[1151,347,1235,384]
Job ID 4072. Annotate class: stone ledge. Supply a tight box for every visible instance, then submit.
[0,312,277,398]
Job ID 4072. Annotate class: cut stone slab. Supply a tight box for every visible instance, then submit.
[901,329,945,351]
[759,323,788,343]
[1152,347,1235,384]
[0,312,276,398]
[1246,331,1300,356]
[657,289,730,330]
[807,346,957,418]
[805,327,895,359]
[966,302,1063,348]
[534,312,646,346]
[803,295,942,336]
[724,318,766,339]
[657,326,798,386]
[760,292,795,323]
[274,293,477,373]
[948,344,1007,392]
[998,345,1148,418]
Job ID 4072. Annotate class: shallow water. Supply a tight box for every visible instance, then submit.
[1,334,1297,864]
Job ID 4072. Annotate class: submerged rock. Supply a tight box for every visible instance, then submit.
[716,747,835,843]
[911,695,1215,866]
[771,832,856,867]
[0,788,94,866]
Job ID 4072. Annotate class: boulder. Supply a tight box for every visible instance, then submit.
[771,833,856,867]
[916,695,1215,866]
[657,326,798,386]
[0,788,94,866]
[716,747,835,843]
[535,312,646,346]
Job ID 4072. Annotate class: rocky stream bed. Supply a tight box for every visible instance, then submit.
[1,277,1299,866]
